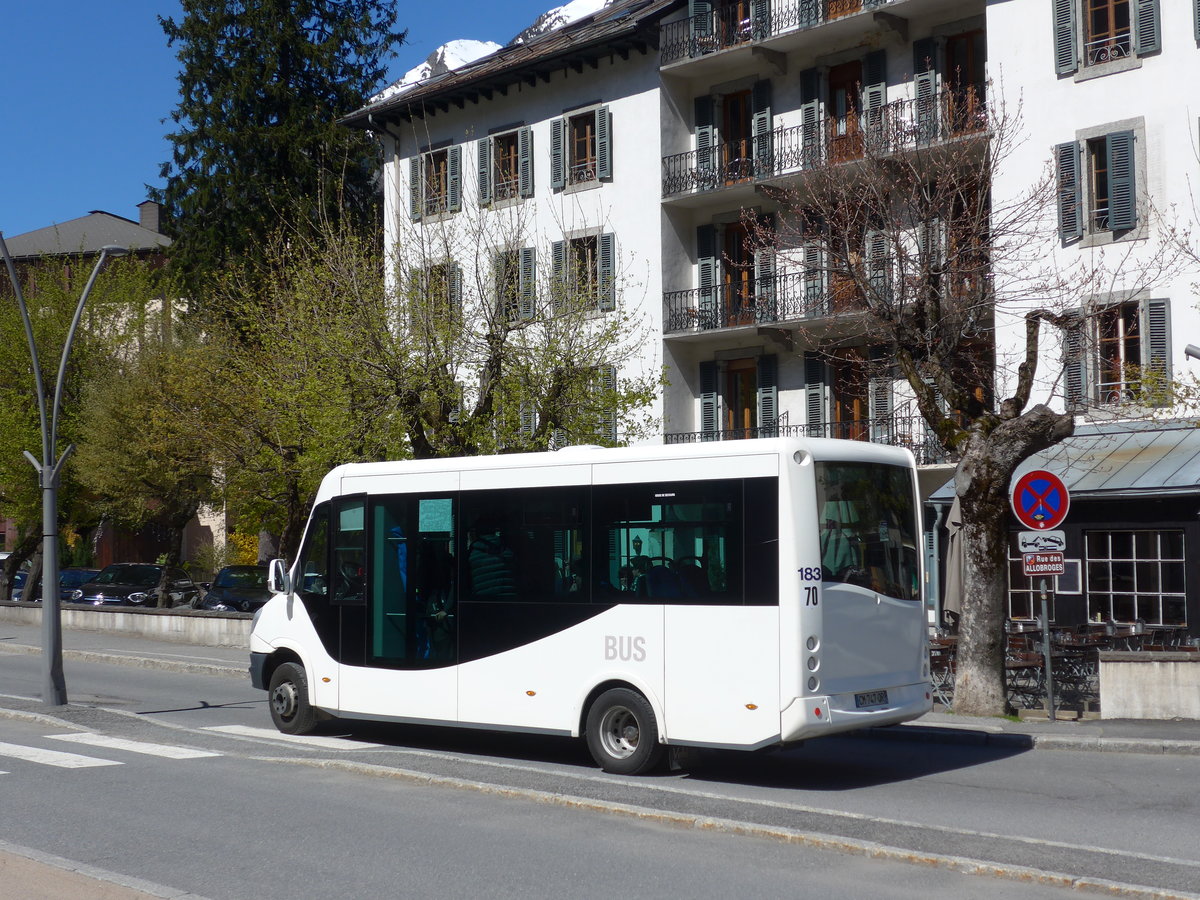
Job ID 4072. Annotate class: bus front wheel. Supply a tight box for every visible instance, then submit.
[586,688,665,775]
[268,662,316,735]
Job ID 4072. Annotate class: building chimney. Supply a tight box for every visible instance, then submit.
[137,200,161,234]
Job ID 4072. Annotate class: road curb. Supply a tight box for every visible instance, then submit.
[0,640,245,680]
[858,723,1200,756]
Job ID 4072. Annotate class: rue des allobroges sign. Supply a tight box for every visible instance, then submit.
[1012,469,1070,577]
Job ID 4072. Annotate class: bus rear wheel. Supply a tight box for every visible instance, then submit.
[586,688,665,775]
[269,662,316,735]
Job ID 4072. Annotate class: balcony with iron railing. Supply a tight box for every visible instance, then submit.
[663,271,844,333]
[661,0,902,67]
[663,414,954,466]
[663,87,987,200]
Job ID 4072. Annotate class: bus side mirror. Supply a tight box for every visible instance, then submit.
[267,558,292,595]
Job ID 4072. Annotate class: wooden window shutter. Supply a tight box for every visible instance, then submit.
[409,156,421,220]
[757,355,778,436]
[447,146,462,213]
[862,50,887,151]
[697,224,718,328]
[689,0,714,54]
[477,138,492,205]
[518,126,534,198]
[598,232,616,311]
[699,360,718,439]
[1053,0,1078,76]
[519,246,536,320]
[869,346,894,443]
[695,96,717,185]
[1133,0,1160,56]
[804,352,826,435]
[449,264,463,312]
[1056,141,1083,243]
[596,106,612,180]
[799,68,820,168]
[1106,131,1137,231]
[551,239,567,312]
[752,80,773,177]
[1063,316,1088,409]
[599,364,618,443]
[913,37,938,143]
[754,244,776,321]
[750,0,771,40]
[550,118,566,190]
[1141,297,1170,395]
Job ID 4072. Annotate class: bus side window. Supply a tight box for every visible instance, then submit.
[298,505,330,598]
[331,498,366,606]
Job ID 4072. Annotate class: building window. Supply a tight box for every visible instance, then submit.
[1007,535,1058,621]
[551,107,611,190]
[1053,0,1159,76]
[478,127,533,205]
[1056,129,1137,243]
[410,262,463,330]
[551,233,615,311]
[408,145,462,220]
[1085,530,1186,625]
[493,246,535,322]
[1065,297,1168,408]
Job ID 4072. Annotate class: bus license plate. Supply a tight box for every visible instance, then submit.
[855,690,888,709]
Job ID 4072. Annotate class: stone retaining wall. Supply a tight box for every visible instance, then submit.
[0,602,251,649]
[1099,651,1200,719]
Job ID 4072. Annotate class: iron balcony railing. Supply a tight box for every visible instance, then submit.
[663,271,834,333]
[664,415,954,466]
[663,88,987,199]
[661,0,893,66]
[1085,32,1132,67]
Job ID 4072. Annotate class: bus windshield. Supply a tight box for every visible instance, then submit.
[815,461,919,601]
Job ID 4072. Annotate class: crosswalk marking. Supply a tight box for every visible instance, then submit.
[203,724,382,750]
[46,733,221,759]
[0,740,121,768]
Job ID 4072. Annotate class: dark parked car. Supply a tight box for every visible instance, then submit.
[199,565,271,612]
[71,563,199,608]
[10,570,28,601]
[19,567,101,603]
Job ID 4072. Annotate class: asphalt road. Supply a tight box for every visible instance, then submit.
[1,637,1199,899]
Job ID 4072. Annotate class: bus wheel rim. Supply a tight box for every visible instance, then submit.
[271,682,297,720]
[600,706,638,758]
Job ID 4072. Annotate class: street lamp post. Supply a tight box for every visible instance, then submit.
[0,233,127,705]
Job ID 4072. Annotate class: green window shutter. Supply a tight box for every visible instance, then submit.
[862,50,887,150]
[866,230,890,303]
[803,241,824,314]
[1053,0,1078,76]
[804,352,826,435]
[409,156,421,220]
[598,232,616,311]
[1056,141,1083,243]
[913,37,938,143]
[757,354,778,436]
[551,118,566,190]
[1195,0,1200,42]
[1141,297,1170,391]
[699,360,718,439]
[520,402,536,439]
[1064,317,1088,410]
[551,239,567,312]
[448,146,462,212]
[1107,130,1136,231]
[799,68,820,168]
[754,245,776,322]
[750,0,771,39]
[697,224,718,328]
[518,126,534,198]
[477,138,492,205]
[752,80,773,177]
[695,95,716,186]
[596,106,612,180]
[689,0,714,55]
[868,346,894,443]
[598,364,618,443]
[1133,0,1161,55]
[449,264,463,312]
[519,246,536,320]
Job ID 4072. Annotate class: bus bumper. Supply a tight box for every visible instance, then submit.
[781,681,931,741]
[249,652,269,691]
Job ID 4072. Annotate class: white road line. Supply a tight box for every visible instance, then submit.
[202,724,382,750]
[46,733,221,759]
[0,741,121,768]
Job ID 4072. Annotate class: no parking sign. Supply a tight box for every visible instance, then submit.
[1011,470,1070,530]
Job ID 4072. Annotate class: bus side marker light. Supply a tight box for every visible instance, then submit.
[526,691,537,696]
[322,677,331,683]
[745,703,758,710]
[814,707,822,717]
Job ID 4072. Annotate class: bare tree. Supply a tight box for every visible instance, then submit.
[753,92,1175,714]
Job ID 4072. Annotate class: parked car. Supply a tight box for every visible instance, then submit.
[17,567,102,603]
[71,563,199,608]
[10,570,28,601]
[199,565,271,612]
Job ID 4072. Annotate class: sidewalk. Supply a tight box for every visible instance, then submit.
[4,618,1200,755]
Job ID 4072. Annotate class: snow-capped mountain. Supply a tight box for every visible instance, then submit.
[375,0,620,100]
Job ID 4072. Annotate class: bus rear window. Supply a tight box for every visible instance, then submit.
[816,462,919,601]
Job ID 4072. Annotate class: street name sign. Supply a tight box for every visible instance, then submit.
[1023,551,1066,577]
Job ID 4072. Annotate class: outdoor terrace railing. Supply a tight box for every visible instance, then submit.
[661,0,894,66]
[664,415,953,465]
[663,88,987,199]
[663,271,832,333]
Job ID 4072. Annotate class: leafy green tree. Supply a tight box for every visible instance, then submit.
[155,0,406,292]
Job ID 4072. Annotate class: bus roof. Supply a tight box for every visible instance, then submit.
[314,438,915,505]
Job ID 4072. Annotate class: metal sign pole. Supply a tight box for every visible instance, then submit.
[1039,577,1057,722]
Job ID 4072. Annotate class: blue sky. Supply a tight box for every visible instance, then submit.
[0,1,556,238]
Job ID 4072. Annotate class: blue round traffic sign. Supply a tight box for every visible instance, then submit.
[1012,470,1070,530]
